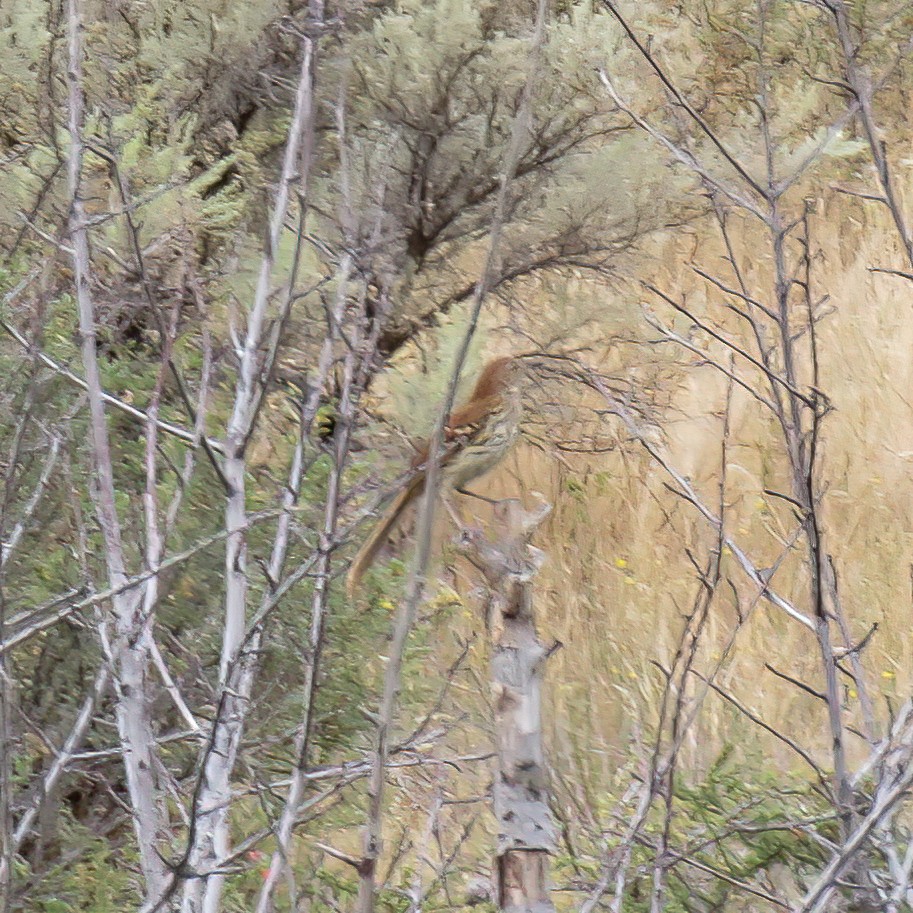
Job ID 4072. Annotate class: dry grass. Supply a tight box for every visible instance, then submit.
[404,177,913,797]
[349,169,913,910]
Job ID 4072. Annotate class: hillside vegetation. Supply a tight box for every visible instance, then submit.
[3,1,913,911]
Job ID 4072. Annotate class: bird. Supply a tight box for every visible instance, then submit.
[346,356,523,597]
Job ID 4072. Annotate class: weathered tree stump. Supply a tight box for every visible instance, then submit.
[458,499,557,913]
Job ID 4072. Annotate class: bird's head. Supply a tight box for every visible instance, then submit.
[468,355,523,402]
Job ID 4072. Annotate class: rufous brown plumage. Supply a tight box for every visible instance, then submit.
[347,356,522,597]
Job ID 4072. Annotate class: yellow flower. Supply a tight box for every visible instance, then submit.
[614,557,628,569]
[882,670,896,680]
[378,598,394,611]
[848,689,858,699]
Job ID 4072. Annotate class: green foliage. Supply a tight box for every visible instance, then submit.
[17,812,137,912]
[557,747,832,912]
[5,0,910,909]
[675,746,829,876]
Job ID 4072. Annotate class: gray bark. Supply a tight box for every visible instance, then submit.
[180,29,318,913]
[65,0,167,896]
[460,500,556,913]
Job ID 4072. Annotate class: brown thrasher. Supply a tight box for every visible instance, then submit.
[346,356,523,596]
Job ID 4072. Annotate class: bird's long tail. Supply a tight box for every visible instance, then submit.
[346,474,425,599]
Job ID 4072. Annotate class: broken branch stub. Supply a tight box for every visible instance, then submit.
[457,499,557,913]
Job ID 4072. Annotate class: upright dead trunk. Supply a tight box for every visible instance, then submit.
[65,0,166,896]
[461,500,557,913]
[180,26,319,913]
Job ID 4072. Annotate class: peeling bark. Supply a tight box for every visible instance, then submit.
[460,500,556,913]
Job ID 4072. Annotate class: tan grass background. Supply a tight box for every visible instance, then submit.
[391,182,913,794]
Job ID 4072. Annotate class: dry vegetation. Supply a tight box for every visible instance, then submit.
[4,0,913,911]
